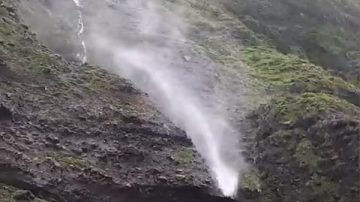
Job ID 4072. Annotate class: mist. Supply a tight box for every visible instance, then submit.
[19,0,247,197]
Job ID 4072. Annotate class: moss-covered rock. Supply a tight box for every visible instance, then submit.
[271,93,356,124]
[245,92,360,202]
[242,46,360,106]
[172,148,195,165]
[241,41,359,202]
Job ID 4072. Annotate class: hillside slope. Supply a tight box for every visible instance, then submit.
[0,0,359,202]
[224,0,360,83]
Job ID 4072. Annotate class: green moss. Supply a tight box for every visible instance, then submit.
[294,139,322,173]
[28,51,56,71]
[0,7,9,17]
[57,156,87,169]
[0,183,17,202]
[173,148,195,164]
[242,46,357,94]
[0,20,17,44]
[272,93,355,124]
[240,169,262,192]
[267,129,298,150]
[47,152,88,170]
[0,183,50,202]
[83,68,112,91]
[309,174,340,202]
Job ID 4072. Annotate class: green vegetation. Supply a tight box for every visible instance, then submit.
[294,139,322,173]
[47,152,88,170]
[173,148,195,164]
[239,170,262,192]
[309,174,340,202]
[164,0,260,68]
[0,19,17,46]
[28,50,57,72]
[241,38,359,202]
[83,68,113,91]
[242,46,357,94]
[0,183,18,201]
[57,156,88,169]
[271,93,355,124]
[0,183,49,202]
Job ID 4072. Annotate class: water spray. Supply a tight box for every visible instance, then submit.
[44,0,243,197]
[105,46,241,197]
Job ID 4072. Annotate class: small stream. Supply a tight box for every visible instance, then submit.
[72,0,87,64]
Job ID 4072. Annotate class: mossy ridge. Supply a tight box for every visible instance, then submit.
[242,46,357,95]
[271,92,356,124]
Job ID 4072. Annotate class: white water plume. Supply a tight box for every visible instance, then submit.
[72,0,87,63]
[82,0,245,197]
[113,47,240,197]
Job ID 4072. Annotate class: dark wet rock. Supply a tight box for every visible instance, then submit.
[13,190,35,201]
[0,105,12,121]
[157,176,168,183]
[45,134,60,144]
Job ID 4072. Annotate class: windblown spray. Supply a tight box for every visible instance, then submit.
[84,0,244,197]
